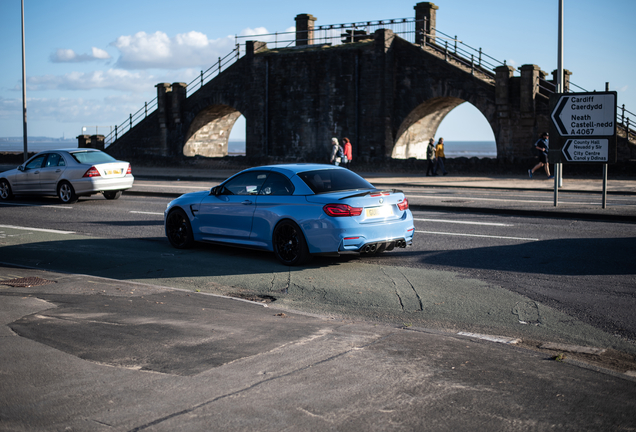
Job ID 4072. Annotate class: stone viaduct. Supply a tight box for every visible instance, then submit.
[100,2,635,165]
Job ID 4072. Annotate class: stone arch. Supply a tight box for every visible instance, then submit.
[392,96,498,159]
[183,104,243,157]
[392,97,464,159]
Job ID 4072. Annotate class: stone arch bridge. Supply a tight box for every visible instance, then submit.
[100,2,635,164]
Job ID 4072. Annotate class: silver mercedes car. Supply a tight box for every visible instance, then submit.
[0,149,134,204]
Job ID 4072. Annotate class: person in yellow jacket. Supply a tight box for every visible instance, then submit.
[433,137,448,176]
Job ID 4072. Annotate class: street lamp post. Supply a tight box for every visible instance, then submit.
[21,0,28,162]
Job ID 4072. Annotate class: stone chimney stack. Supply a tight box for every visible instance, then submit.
[295,14,317,46]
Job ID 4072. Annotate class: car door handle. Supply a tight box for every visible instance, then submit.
[241,200,253,205]
[56,169,62,173]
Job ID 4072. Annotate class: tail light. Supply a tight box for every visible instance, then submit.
[323,203,363,217]
[397,198,409,211]
[126,164,132,175]
[83,166,101,178]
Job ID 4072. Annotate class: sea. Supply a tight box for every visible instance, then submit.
[1,138,498,159]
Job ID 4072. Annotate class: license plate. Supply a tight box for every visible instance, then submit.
[365,205,393,218]
[105,169,123,175]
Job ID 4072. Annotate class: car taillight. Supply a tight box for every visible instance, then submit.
[323,203,363,217]
[126,164,132,175]
[397,198,409,211]
[83,166,101,178]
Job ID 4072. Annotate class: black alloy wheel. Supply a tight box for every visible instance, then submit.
[166,208,195,249]
[272,220,310,266]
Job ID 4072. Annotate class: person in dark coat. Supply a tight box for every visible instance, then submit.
[426,138,436,176]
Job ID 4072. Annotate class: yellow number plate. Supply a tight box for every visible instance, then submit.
[366,206,393,218]
[105,169,123,175]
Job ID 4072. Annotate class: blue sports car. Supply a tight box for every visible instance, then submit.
[164,164,414,265]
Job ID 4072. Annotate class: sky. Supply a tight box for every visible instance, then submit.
[1,0,634,147]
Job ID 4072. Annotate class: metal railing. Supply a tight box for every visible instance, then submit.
[104,98,158,146]
[186,45,241,97]
[105,15,634,146]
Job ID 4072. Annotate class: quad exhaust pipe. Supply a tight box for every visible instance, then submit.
[363,244,377,253]
[361,239,407,254]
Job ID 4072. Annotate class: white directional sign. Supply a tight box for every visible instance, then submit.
[551,93,616,137]
[561,138,608,162]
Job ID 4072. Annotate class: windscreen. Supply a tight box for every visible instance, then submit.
[70,150,117,164]
[297,169,374,194]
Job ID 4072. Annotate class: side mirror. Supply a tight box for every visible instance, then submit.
[18,165,25,172]
[210,186,219,196]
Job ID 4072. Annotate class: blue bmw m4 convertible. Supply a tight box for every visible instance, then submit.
[164,164,414,265]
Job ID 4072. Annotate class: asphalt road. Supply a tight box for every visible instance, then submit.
[1,190,635,353]
[2,185,636,430]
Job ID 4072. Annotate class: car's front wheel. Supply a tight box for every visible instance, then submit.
[58,181,78,204]
[272,220,310,266]
[0,179,13,200]
[166,208,195,249]
[103,190,122,200]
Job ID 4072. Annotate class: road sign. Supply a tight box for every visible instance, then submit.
[551,93,616,136]
[549,91,617,164]
[561,138,608,162]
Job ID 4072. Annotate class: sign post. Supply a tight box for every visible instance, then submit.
[549,91,617,208]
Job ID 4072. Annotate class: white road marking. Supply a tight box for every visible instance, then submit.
[0,225,75,234]
[0,202,73,209]
[414,218,513,227]
[134,183,208,190]
[415,230,538,241]
[130,211,164,216]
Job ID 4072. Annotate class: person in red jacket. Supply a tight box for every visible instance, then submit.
[342,137,353,169]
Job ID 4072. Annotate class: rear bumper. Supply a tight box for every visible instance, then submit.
[72,176,134,195]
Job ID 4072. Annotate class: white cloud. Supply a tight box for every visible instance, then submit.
[0,94,151,126]
[112,30,238,70]
[92,47,111,60]
[24,69,155,93]
[50,47,112,63]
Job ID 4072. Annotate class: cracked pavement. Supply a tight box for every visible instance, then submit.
[2,265,636,431]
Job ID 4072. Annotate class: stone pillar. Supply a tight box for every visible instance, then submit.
[414,2,438,46]
[295,14,317,46]
[495,65,515,119]
[90,135,105,150]
[171,82,187,125]
[155,83,171,157]
[246,41,268,58]
[551,69,572,93]
[520,64,546,125]
[77,135,91,148]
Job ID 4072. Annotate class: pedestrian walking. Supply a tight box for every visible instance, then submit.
[329,137,343,166]
[426,138,436,176]
[528,132,553,179]
[342,138,353,169]
[433,137,448,176]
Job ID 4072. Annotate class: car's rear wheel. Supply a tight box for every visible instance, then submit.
[166,208,195,249]
[58,181,78,204]
[103,190,122,200]
[0,179,13,200]
[273,220,310,266]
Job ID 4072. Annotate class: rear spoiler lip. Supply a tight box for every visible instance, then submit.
[339,189,404,200]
